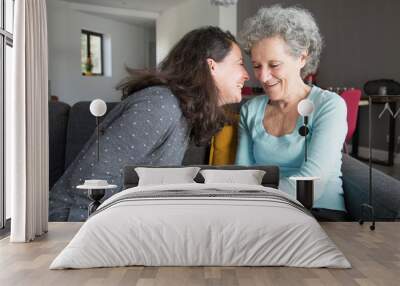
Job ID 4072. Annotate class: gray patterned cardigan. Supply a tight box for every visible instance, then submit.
[49,86,190,221]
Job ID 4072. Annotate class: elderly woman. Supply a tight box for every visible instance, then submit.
[236,5,348,220]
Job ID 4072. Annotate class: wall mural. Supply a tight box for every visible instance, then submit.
[48,1,400,225]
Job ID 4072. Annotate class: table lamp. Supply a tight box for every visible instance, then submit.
[291,99,317,210]
[89,99,107,162]
[297,99,315,162]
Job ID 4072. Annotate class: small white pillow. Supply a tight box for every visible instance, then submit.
[200,169,266,185]
[135,167,201,186]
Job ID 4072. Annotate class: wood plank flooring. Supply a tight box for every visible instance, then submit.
[0,222,399,286]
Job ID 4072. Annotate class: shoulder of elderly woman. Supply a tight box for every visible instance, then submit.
[312,88,347,117]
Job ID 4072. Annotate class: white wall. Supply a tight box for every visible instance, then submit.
[218,4,237,36]
[156,0,237,64]
[47,0,154,105]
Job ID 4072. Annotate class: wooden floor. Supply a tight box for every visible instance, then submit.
[0,222,399,286]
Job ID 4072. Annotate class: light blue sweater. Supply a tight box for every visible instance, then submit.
[235,85,347,211]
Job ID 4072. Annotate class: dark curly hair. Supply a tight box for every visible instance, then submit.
[117,26,237,145]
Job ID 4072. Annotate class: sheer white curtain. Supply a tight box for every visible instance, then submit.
[8,0,49,242]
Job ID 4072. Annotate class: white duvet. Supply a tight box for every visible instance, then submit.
[50,183,351,269]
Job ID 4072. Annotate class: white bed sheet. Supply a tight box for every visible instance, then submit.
[50,183,351,269]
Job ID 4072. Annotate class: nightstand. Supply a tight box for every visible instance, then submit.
[289,176,320,209]
[77,182,117,216]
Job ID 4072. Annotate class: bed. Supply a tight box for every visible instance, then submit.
[50,165,350,269]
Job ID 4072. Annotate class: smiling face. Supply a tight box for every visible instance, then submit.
[208,43,250,105]
[251,36,307,101]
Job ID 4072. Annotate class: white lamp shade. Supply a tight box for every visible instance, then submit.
[297,99,315,116]
[90,99,107,117]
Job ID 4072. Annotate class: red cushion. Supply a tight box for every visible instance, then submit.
[340,89,362,143]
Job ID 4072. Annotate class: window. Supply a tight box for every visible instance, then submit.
[81,30,103,76]
[1,0,14,230]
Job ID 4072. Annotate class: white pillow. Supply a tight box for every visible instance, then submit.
[135,167,201,186]
[200,169,266,185]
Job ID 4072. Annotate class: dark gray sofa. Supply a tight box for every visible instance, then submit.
[49,101,400,221]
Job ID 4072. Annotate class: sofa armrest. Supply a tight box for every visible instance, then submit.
[49,101,70,189]
[342,153,400,220]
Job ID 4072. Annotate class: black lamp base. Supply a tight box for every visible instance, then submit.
[87,189,105,216]
[296,180,314,210]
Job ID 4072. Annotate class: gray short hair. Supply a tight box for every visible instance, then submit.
[239,5,323,78]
